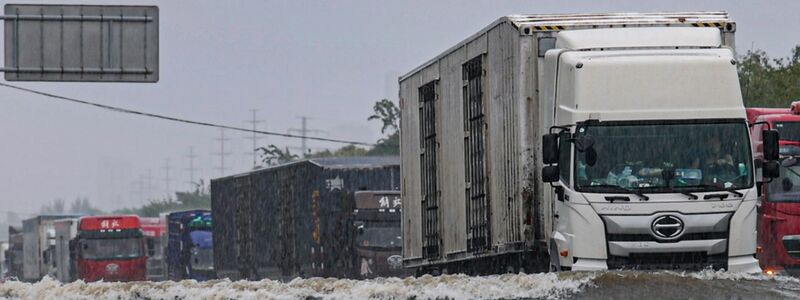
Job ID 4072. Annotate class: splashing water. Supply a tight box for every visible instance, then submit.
[2,271,800,300]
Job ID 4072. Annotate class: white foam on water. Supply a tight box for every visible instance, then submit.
[666,268,800,284]
[0,272,596,300]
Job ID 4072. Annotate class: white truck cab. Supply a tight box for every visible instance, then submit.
[542,27,775,272]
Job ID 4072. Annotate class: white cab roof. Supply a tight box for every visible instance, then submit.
[556,48,744,123]
[556,27,722,50]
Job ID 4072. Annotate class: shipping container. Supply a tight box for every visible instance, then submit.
[211,156,400,280]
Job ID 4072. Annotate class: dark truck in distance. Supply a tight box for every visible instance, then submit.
[211,156,401,280]
[352,191,409,278]
[166,210,214,281]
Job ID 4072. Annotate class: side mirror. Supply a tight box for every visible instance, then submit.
[542,165,560,183]
[782,177,794,192]
[542,133,559,164]
[575,135,595,152]
[763,129,780,161]
[585,148,598,167]
[763,160,780,179]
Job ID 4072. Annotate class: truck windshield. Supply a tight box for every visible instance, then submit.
[80,238,143,260]
[357,226,402,249]
[768,157,800,202]
[775,122,800,142]
[575,120,753,192]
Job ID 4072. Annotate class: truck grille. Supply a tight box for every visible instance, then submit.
[607,231,728,243]
[608,252,727,270]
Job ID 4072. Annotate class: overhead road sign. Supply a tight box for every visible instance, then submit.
[3,4,158,82]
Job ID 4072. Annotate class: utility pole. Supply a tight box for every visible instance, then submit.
[162,158,173,198]
[146,169,154,201]
[213,128,231,176]
[288,116,326,157]
[185,146,198,190]
[244,109,264,167]
[131,176,145,206]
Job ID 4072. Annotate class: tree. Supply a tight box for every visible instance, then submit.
[257,145,299,166]
[113,183,210,217]
[368,98,401,134]
[40,199,66,214]
[366,99,400,156]
[69,197,103,215]
[738,46,800,107]
[308,144,369,158]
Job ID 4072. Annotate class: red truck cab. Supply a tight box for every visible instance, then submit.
[749,102,800,275]
[73,215,147,282]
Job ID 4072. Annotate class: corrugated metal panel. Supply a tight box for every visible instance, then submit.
[439,45,467,256]
[463,55,491,252]
[486,22,523,245]
[211,159,399,280]
[401,19,541,268]
[400,75,423,261]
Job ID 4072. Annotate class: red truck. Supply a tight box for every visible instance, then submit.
[141,217,167,281]
[72,215,147,281]
[748,102,800,275]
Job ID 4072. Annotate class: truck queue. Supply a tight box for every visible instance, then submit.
[3,11,800,283]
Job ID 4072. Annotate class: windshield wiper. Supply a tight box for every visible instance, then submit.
[675,184,744,198]
[585,184,649,201]
[678,191,699,200]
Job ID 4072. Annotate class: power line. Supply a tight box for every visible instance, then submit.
[0,82,374,146]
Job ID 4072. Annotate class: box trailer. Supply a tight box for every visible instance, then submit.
[5,226,23,279]
[400,12,779,274]
[53,218,79,282]
[22,215,80,281]
[211,156,400,280]
[141,217,167,281]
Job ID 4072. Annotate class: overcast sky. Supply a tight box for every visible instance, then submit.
[0,0,798,216]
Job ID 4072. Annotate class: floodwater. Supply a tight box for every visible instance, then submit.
[1,270,799,299]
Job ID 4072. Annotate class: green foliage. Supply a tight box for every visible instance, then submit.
[114,182,210,217]
[738,46,800,107]
[257,145,299,166]
[367,131,399,156]
[368,98,401,134]
[308,144,370,158]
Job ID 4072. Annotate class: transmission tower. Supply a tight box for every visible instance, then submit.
[288,116,326,157]
[161,158,173,197]
[213,128,231,176]
[244,109,264,167]
[185,146,198,190]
